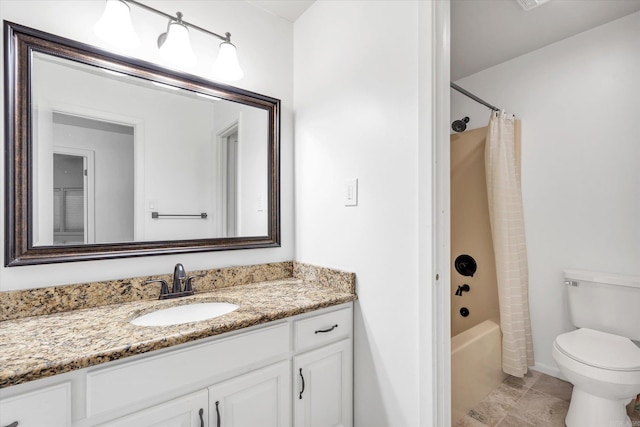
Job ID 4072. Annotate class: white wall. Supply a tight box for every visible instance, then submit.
[451,11,640,376]
[294,2,435,425]
[0,0,294,290]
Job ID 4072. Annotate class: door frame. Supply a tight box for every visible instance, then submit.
[52,147,95,244]
[215,119,241,237]
[427,0,452,426]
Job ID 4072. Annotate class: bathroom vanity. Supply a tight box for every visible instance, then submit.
[0,264,356,427]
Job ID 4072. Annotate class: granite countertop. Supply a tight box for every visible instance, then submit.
[0,278,356,389]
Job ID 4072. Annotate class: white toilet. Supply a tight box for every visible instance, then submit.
[552,270,640,427]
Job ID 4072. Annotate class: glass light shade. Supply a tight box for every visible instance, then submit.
[211,42,244,81]
[94,0,140,48]
[158,22,197,69]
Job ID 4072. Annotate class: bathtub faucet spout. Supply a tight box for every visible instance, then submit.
[455,284,470,296]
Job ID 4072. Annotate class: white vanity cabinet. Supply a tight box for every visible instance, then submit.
[0,382,71,427]
[209,361,291,427]
[292,308,353,427]
[84,323,290,421]
[293,340,352,427]
[0,303,353,427]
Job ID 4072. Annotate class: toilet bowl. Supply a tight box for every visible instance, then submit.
[552,328,640,427]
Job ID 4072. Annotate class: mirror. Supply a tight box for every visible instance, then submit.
[5,22,280,266]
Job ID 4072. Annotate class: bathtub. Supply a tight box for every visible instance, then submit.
[451,319,507,424]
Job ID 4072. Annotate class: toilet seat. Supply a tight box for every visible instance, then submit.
[555,328,640,371]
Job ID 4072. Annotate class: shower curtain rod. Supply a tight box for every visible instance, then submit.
[450,82,500,112]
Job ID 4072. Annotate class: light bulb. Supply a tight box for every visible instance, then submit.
[94,0,140,48]
[212,42,244,81]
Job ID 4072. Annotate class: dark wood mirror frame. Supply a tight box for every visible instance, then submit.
[4,21,280,266]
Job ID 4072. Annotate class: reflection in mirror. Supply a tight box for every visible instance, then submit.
[5,22,280,266]
[32,52,268,245]
[50,114,134,246]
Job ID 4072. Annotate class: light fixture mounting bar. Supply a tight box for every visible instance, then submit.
[126,0,230,42]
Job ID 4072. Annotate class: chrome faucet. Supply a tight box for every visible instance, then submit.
[173,263,186,293]
[144,263,202,299]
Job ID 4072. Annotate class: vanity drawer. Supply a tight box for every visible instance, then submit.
[86,322,289,418]
[0,382,71,427]
[294,307,352,353]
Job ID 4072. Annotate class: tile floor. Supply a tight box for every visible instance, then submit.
[454,370,640,427]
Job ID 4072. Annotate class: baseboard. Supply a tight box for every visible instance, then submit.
[532,361,565,380]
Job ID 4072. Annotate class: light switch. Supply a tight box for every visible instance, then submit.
[344,179,358,206]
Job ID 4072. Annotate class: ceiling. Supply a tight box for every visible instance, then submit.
[451,0,640,80]
[245,0,640,81]
[246,0,315,22]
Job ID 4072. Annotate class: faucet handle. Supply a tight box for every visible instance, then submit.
[184,275,205,293]
[144,279,170,298]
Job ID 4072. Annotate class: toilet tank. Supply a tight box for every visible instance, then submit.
[564,270,640,342]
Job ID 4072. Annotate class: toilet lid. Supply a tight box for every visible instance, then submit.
[555,328,640,371]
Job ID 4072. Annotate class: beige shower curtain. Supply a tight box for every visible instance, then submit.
[485,111,534,377]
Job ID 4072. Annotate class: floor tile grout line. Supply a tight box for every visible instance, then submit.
[528,385,571,403]
[479,373,567,426]
[493,412,508,427]
[461,372,574,427]
[503,387,534,425]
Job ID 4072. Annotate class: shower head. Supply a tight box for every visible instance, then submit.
[452,116,470,133]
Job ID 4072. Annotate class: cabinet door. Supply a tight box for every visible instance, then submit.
[0,382,71,427]
[98,390,207,427]
[209,361,291,427]
[293,339,352,427]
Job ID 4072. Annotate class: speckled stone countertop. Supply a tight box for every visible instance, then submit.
[0,262,356,389]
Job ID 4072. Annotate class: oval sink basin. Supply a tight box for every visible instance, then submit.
[131,302,239,326]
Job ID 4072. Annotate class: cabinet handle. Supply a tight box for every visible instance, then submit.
[199,408,204,427]
[315,324,338,334]
[215,400,221,427]
[299,368,305,399]
[4,423,19,427]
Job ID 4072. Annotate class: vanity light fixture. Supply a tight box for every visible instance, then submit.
[94,0,244,81]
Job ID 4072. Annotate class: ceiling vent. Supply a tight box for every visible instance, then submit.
[515,0,551,11]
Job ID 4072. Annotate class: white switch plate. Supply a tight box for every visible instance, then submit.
[344,179,358,206]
